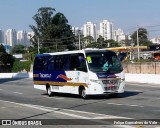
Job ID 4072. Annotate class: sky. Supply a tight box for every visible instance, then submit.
[0,0,160,38]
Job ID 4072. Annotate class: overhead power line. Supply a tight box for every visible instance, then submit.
[143,25,160,28]
[124,24,160,32]
[124,27,137,32]
[147,29,160,32]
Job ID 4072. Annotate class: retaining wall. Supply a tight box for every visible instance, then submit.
[123,62,160,74]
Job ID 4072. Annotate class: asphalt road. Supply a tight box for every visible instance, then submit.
[0,78,160,127]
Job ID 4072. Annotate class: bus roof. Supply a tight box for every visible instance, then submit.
[35,49,115,56]
[35,54,50,57]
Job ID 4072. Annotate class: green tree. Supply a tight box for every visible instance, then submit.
[86,41,99,48]
[84,36,94,45]
[86,35,105,48]
[12,59,32,72]
[12,45,27,54]
[131,28,152,47]
[0,44,15,66]
[0,44,6,53]
[96,35,105,48]
[29,7,75,53]
[104,39,120,48]
[29,7,56,49]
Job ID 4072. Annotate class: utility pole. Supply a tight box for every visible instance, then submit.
[78,30,81,50]
[137,25,140,60]
[38,38,40,54]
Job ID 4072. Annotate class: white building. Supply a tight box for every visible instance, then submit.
[17,30,28,46]
[5,29,17,46]
[83,22,97,41]
[0,29,4,44]
[150,37,160,44]
[99,20,113,40]
[72,27,80,36]
[113,29,126,42]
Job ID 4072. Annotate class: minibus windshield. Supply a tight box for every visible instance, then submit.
[86,51,123,74]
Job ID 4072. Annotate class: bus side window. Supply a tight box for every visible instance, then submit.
[58,56,64,71]
[33,57,39,71]
[53,55,66,71]
[34,56,46,71]
[62,55,70,70]
[54,56,60,71]
[48,56,55,71]
[43,57,48,71]
[70,55,78,70]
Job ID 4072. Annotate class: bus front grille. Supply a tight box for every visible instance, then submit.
[102,79,120,91]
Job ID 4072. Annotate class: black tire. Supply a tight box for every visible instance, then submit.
[46,85,53,97]
[79,87,88,99]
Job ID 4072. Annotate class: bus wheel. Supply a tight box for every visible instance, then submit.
[46,85,53,97]
[79,86,88,99]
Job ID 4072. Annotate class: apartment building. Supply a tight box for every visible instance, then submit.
[83,22,97,41]
[0,29,4,44]
[99,20,113,40]
[5,29,17,46]
[17,30,28,46]
[113,28,126,42]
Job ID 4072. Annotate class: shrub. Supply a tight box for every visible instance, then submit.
[12,59,32,72]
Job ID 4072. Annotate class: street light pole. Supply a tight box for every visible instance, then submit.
[38,38,40,54]
[137,25,140,60]
[78,30,81,50]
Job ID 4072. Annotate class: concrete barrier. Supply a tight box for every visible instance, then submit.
[0,73,159,84]
[0,73,33,78]
[125,73,160,84]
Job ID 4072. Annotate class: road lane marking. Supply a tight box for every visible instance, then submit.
[92,116,128,119]
[0,99,132,119]
[0,100,136,127]
[54,111,89,119]
[0,89,23,95]
[107,103,144,107]
[59,108,132,119]
[29,105,132,119]
[13,92,23,95]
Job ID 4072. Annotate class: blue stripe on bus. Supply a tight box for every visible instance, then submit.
[96,73,117,79]
[33,71,68,82]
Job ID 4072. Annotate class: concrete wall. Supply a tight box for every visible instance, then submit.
[123,62,160,74]
[0,73,159,85]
